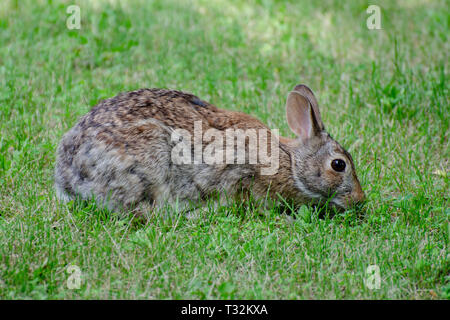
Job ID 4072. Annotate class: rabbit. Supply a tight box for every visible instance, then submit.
[54,84,365,217]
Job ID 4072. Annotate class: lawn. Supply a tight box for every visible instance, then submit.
[0,0,448,299]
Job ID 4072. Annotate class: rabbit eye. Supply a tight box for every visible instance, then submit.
[331,159,346,172]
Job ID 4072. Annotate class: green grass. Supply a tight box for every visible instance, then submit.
[0,0,448,299]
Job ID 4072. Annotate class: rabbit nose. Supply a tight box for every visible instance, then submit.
[351,184,365,204]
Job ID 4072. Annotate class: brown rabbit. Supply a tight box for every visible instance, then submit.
[54,85,365,216]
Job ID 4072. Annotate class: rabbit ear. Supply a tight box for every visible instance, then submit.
[292,84,324,131]
[286,91,322,141]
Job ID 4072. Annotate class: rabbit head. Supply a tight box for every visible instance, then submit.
[283,84,365,210]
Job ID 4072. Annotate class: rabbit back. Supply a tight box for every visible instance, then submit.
[54,89,265,211]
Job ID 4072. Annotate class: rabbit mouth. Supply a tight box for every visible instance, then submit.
[329,197,347,210]
[307,197,348,215]
[325,197,367,216]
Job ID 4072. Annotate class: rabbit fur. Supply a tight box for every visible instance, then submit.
[54,85,365,217]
